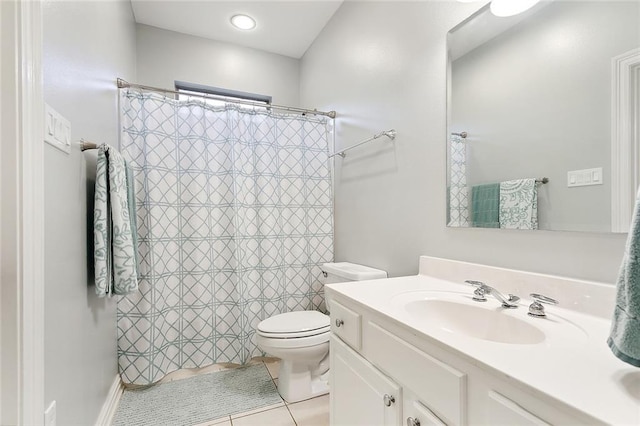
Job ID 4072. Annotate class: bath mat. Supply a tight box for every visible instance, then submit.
[112,364,282,426]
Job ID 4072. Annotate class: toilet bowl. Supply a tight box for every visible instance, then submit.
[256,310,331,403]
[256,262,387,403]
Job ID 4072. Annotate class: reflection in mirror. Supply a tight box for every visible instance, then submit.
[447,1,640,233]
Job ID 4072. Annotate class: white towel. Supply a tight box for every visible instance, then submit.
[499,178,538,230]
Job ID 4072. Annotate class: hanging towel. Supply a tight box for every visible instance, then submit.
[471,183,500,228]
[94,144,139,297]
[499,178,538,230]
[607,187,640,367]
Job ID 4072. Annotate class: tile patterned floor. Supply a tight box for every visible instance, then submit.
[172,358,329,426]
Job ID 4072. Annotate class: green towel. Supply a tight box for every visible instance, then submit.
[471,184,500,228]
[94,144,139,297]
[608,188,640,367]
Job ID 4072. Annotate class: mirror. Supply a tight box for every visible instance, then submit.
[447,1,640,233]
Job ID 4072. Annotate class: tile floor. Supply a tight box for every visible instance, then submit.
[185,358,329,426]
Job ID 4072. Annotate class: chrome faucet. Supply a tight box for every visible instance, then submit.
[464,280,520,309]
[528,293,558,317]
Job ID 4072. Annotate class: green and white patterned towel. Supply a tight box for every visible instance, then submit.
[499,178,538,230]
[94,144,139,297]
[608,186,640,367]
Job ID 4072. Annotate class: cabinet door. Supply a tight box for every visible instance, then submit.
[330,335,401,426]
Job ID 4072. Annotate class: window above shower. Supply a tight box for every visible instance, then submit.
[175,80,272,110]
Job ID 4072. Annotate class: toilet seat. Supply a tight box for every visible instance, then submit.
[257,311,330,339]
[256,330,329,349]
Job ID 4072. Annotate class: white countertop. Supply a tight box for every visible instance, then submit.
[326,272,640,425]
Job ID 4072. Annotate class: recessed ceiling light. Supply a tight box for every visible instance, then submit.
[490,0,540,17]
[230,14,256,31]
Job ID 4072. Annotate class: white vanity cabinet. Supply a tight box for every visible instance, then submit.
[330,297,460,426]
[330,335,401,426]
[329,295,600,426]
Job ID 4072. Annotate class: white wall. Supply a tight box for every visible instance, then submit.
[42,0,136,424]
[452,1,639,232]
[1,3,18,423]
[300,1,627,283]
[136,24,300,106]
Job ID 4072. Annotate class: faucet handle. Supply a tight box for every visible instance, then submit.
[528,293,558,317]
[530,293,558,305]
[465,280,489,302]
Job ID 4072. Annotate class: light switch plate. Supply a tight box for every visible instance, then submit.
[567,167,603,187]
[44,104,71,154]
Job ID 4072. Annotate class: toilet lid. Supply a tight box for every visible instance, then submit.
[257,311,330,338]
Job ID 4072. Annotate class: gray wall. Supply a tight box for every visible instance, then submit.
[452,1,639,232]
[300,1,627,283]
[42,0,136,424]
[136,24,301,106]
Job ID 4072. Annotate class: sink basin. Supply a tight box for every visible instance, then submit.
[404,299,545,344]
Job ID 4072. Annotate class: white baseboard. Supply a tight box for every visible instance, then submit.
[95,375,124,426]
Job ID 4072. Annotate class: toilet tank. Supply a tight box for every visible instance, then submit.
[321,262,387,284]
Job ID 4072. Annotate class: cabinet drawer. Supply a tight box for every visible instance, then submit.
[366,321,466,426]
[405,399,447,426]
[486,391,551,426]
[330,299,362,350]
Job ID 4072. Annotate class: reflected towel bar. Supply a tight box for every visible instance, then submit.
[451,131,468,138]
[536,178,549,184]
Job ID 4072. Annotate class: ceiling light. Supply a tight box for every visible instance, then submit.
[230,14,256,31]
[490,0,540,17]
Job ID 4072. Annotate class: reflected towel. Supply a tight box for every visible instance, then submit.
[608,187,640,367]
[499,178,538,230]
[471,183,500,228]
[94,144,139,297]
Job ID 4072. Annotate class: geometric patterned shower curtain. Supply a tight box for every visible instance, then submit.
[116,90,334,385]
[448,134,470,227]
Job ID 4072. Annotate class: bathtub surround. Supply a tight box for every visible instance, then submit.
[118,90,334,385]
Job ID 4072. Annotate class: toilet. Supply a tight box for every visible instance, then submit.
[256,262,387,403]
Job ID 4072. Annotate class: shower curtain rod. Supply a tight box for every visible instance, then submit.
[116,78,337,119]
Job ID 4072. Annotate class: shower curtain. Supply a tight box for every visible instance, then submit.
[117,90,334,385]
[448,134,470,226]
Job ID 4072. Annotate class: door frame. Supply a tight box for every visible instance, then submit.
[1,0,45,424]
[611,47,640,233]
